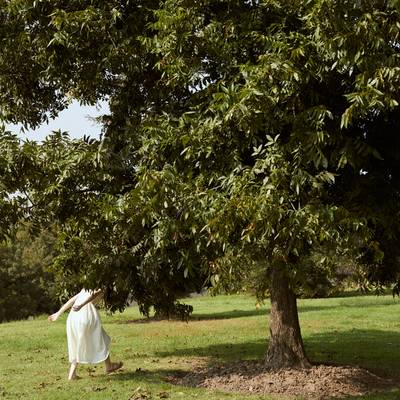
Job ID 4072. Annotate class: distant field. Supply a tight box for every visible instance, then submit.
[1,294,400,400]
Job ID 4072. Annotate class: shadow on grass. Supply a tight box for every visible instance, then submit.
[156,339,267,363]
[191,308,266,320]
[106,369,165,382]
[120,329,400,400]
[343,390,400,400]
[121,296,399,324]
[153,328,400,379]
[119,308,267,324]
[101,363,400,400]
[99,329,400,400]
[324,289,370,298]
[306,329,400,378]
[190,299,398,321]
[92,367,181,384]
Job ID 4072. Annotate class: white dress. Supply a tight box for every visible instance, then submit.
[66,289,111,364]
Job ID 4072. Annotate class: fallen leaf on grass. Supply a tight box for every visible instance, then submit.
[91,386,106,392]
[129,387,152,400]
[35,382,47,389]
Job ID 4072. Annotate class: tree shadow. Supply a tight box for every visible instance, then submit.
[343,391,400,400]
[93,328,400,399]
[136,328,399,399]
[92,366,184,385]
[298,298,399,313]
[306,329,400,379]
[191,308,267,320]
[106,363,400,400]
[120,308,268,324]
[157,339,267,363]
[154,328,400,380]
[189,299,398,321]
[104,369,166,382]
[119,296,399,323]
[150,329,400,400]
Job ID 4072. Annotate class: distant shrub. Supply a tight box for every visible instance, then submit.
[0,227,59,322]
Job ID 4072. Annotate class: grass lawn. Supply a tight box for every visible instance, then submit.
[1,294,400,399]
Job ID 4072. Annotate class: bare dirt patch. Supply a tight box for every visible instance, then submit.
[169,360,395,399]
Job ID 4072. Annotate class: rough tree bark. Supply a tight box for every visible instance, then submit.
[266,263,311,369]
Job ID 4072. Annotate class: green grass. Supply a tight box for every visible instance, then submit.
[1,294,400,399]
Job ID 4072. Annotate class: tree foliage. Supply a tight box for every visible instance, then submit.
[0,225,59,322]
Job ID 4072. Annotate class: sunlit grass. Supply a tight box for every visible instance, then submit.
[1,293,400,399]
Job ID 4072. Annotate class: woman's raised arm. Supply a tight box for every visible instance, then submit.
[48,293,80,322]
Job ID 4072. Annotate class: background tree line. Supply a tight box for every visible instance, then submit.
[0,225,59,322]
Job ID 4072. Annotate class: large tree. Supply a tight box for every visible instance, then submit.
[1,0,400,369]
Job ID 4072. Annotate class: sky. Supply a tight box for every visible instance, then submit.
[6,100,109,142]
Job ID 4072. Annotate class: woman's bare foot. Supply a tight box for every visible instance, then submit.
[105,361,123,374]
[68,362,79,381]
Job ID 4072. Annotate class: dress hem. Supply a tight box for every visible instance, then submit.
[69,351,110,365]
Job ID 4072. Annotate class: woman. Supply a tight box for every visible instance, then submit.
[48,289,123,380]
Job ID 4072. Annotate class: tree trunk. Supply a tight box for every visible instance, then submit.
[266,263,311,369]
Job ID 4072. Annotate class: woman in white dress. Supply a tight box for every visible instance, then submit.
[48,289,123,380]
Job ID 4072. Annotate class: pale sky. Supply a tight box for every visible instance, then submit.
[6,100,109,142]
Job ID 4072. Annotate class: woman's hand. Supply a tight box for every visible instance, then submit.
[72,304,83,312]
[48,312,60,322]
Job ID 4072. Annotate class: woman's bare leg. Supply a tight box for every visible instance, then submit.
[104,355,123,373]
[68,362,78,380]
